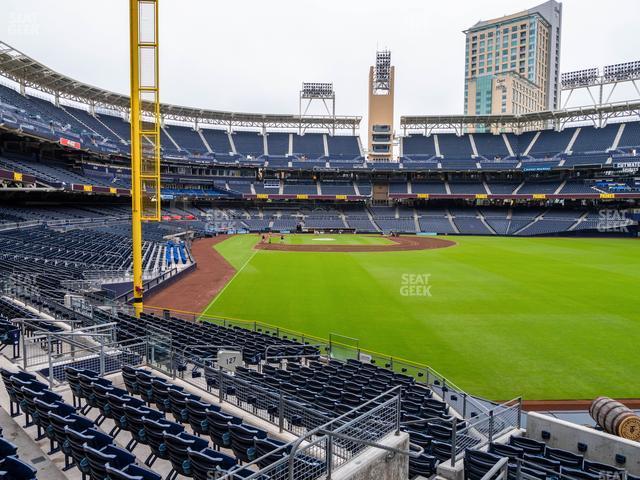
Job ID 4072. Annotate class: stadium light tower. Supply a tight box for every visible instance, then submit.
[298,82,336,135]
[367,50,395,162]
[129,0,161,317]
[561,61,640,124]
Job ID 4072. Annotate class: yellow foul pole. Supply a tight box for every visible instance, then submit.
[129,0,161,317]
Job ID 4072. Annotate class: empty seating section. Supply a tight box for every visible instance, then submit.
[64,106,120,143]
[514,131,539,155]
[403,134,437,157]
[449,182,486,194]
[528,128,575,157]
[233,131,264,157]
[96,113,132,143]
[233,356,456,477]
[0,363,295,480]
[419,216,456,234]
[320,181,355,195]
[518,180,561,194]
[473,133,510,158]
[487,182,519,194]
[571,124,618,153]
[200,128,231,154]
[480,160,519,171]
[617,121,640,150]
[266,133,289,156]
[0,224,168,301]
[453,215,492,235]
[282,181,317,195]
[165,125,208,154]
[376,218,417,233]
[292,133,324,159]
[559,181,600,194]
[412,181,447,194]
[440,158,478,170]
[266,156,289,168]
[326,135,360,160]
[389,180,408,194]
[438,134,473,157]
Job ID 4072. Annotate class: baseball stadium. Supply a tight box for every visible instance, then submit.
[0,1,639,479]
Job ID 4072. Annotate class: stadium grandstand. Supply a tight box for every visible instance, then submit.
[1,1,640,480]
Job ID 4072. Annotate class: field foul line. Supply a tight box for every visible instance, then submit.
[204,248,259,311]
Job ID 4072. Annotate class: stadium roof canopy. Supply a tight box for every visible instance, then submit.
[401,101,640,134]
[0,41,361,130]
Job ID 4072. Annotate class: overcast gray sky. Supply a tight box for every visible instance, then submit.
[1,0,639,122]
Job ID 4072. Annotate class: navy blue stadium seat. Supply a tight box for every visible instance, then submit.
[164,431,209,479]
[0,456,38,480]
[509,436,546,455]
[105,463,162,480]
[464,449,503,480]
[142,417,184,467]
[84,444,136,480]
[229,423,267,463]
[168,388,200,424]
[0,439,17,459]
[123,404,164,452]
[545,447,584,469]
[207,410,242,450]
[66,427,113,478]
[188,447,237,480]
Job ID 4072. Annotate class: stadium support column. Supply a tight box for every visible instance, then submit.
[368,50,394,161]
[129,0,161,317]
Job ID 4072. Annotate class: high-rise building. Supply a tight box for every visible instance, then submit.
[463,0,562,123]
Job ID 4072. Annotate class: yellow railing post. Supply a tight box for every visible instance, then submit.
[129,0,160,317]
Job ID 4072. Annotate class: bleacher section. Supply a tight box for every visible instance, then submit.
[292,133,325,159]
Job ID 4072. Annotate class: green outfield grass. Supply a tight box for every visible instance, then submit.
[203,235,640,400]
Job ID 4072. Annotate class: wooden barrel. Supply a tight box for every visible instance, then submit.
[590,397,640,441]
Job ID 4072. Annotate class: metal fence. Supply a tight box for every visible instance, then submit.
[144,306,497,419]
[154,354,335,437]
[14,316,161,387]
[451,398,522,466]
[217,387,403,480]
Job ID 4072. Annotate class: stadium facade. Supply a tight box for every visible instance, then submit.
[0,10,640,478]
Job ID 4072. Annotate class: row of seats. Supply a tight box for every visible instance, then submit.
[465,436,639,480]
[402,122,640,159]
[109,310,318,367]
[116,366,326,475]
[0,366,281,480]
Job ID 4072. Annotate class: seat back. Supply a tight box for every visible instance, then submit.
[164,432,208,475]
[142,418,184,458]
[106,463,162,480]
[0,456,38,480]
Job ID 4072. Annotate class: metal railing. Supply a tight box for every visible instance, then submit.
[480,456,509,480]
[160,356,334,437]
[144,306,497,419]
[217,386,405,480]
[451,398,523,466]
